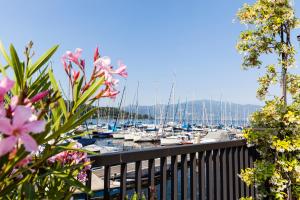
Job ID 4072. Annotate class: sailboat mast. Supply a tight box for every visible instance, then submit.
[202,101,205,126]
[113,86,126,131]
[210,97,212,126]
[163,83,174,128]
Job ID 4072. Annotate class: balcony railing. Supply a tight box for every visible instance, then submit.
[84,139,257,200]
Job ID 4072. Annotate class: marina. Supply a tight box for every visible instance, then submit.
[71,120,247,199]
[74,122,244,153]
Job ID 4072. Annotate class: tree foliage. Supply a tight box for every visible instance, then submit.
[237,0,300,199]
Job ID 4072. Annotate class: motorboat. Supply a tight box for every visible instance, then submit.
[200,130,230,143]
[133,132,160,142]
[160,134,193,146]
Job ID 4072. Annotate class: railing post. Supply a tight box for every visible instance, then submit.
[198,151,206,200]
[190,153,197,200]
[84,169,92,200]
[244,147,250,197]
[228,148,234,200]
[249,147,255,198]
[135,161,142,197]
[181,154,188,200]
[148,159,155,200]
[214,149,221,200]
[120,163,127,200]
[206,150,214,200]
[234,147,240,199]
[239,146,246,197]
[171,156,178,200]
[160,157,167,200]
[220,148,228,200]
[104,165,111,200]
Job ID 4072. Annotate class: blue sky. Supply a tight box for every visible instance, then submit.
[0,0,300,106]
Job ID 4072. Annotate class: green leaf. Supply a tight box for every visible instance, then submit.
[27,67,49,97]
[22,183,35,200]
[27,45,58,77]
[47,171,91,194]
[72,77,104,112]
[0,41,12,67]
[0,63,8,76]
[48,68,67,118]
[10,44,24,88]
[73,76,84,103]
[47,107,96,140]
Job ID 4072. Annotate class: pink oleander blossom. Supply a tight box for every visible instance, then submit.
[94,57,128,78]
[48,142,91,183]
[0,77,14,103]
[72,70,80,83]
[0,106,45,157]
[0,105,5,118]
[30,90,49,103]
[63,48,82,66]
[94,47,100,62]
[115,62,128,78]
[101,88,119,99]
[61,47,127,100]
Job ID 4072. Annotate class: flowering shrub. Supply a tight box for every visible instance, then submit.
[0,41,127,198]
[236,0,300,199]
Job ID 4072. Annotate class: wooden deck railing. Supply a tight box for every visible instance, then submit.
[85,139,257,200]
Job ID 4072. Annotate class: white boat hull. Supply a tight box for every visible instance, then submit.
[112,133,125,139]
[133,135,159,142]
[124,134,135,141]
[160,138,181,146]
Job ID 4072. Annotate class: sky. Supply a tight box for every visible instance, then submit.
[0,0,300,106]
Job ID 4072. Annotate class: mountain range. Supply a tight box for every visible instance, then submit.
[124,99,261,124]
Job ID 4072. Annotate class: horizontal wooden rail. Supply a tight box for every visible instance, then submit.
[89,139,247,166]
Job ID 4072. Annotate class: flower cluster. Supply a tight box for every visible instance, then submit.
[61,47,127,99]
[0,42,127,198]
[0,77,46,157]
[48,142,91,183]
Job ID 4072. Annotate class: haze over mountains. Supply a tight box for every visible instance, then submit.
[125,99,261,124]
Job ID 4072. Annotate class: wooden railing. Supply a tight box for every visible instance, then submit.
[85,139,257,200]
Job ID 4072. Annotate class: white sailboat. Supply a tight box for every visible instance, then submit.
[160,134,193,146]
[133,132,160,142]
[200,130,230,143]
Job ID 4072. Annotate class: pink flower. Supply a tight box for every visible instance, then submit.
[0,106,45,157]
[104,77,119,90]
[94,47,100,62]
[62,59,71,75]
[0,77,14,103]
[72,70,80,83]
[30,90,49,103]
[16,155,32,167]
[0,104,6,118]
[63,48,82,66]
[102,88,119,99]
[80,59,85,71]
[94,56,112,75]
[47,142,91,183]
[115,62,128,78]
[10,96,19,109]
[94,57,128,79]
